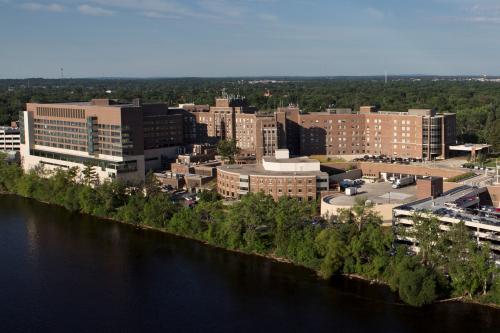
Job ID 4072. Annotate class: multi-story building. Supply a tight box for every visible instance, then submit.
[178,98,456,163]
[180,97,278,161]
[141,104,185,170]
[18,96,458,184]
[217,149,329,201]
[0,126,20,152]
[393,179,500,265]
[276,106,456,160]
[19,99,184,183]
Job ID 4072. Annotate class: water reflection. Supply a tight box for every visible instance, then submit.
[0,195,498,333]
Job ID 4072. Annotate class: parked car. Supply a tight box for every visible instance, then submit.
[354,179,364,185]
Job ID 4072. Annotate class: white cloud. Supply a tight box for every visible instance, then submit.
[87,0,274,22]
[452,15,500,23]
[89,0,201,18]
[78,4,114,16]
[469,3,500,14]
[433,1,500,25]
[434,12,500,24]
[20,2,65,12]
[15,0,281,23]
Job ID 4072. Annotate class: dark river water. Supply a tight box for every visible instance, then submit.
[0,195,499,333]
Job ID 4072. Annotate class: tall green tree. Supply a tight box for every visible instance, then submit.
[217,139,240,164]
[81,163,99,186]
[406,213,443,268]
[144,170,162,196]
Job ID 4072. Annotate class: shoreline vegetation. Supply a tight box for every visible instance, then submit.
[0,159,499,308]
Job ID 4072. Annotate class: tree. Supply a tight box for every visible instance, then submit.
[220,192,276,252]
[217,139,240,164]
[115,192,145,225]
[81,163,99,186]
[398,265,438,307]
[406,213,443,268]
[315,227,348,279]
[0,153,22,192]
[336,196,381,232]
[142,193,177,228]
[487,273,500,304]
[197,190,220,202]
[144,170,161,196]
[469,243,494,296]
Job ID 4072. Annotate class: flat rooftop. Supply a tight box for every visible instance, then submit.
[44,102,136,107]
[0,126,20,131]
[218,164,326,177]
[325,182,418,206]
[403,186,485,212]
[262,156,319,164]
[29,99,142,108]
[449,144,492,151]
[396,185,499,226]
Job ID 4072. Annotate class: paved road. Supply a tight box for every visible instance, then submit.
[460,173,495,187]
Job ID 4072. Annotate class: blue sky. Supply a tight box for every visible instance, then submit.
[1,0,500,78]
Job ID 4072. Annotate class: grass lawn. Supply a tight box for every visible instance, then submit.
[309,155,346,163]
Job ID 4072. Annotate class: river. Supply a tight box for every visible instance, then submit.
[0,195,498,332]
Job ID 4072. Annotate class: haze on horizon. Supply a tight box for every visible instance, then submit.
[1,0,500,79]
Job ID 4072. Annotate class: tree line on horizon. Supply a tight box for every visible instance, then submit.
[0,78,499,150]
[0,158,498,307]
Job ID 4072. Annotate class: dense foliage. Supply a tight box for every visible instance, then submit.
[1,77,499,150]
[0,158,498,307]
[216,139,240,164]
[445,172,477,183]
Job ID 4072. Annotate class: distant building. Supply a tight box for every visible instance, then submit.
[0,126,20,152]
[217,149,329,201]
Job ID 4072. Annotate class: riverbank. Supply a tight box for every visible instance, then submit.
[3,190,500,310]
[0,161,499,307]
[4,193,500,332]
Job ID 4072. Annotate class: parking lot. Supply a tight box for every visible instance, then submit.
[331,181,418,206]
[352,155,421,165]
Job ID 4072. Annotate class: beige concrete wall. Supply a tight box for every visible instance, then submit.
[21,153,145,184]
[487,185,500,207]
[321,197,396,223]
[322,162,466,180]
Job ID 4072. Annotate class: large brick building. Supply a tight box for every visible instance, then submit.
[18,96,458,184]
[275,106,456,160]
[177,96,278,161]
[178,98,456,162]
[217,149,329,201]
[20,99,183,183]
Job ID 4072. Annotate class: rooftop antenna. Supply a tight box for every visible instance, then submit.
[60,67,64,79]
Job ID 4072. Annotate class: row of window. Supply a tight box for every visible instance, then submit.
[36,107,85,119]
